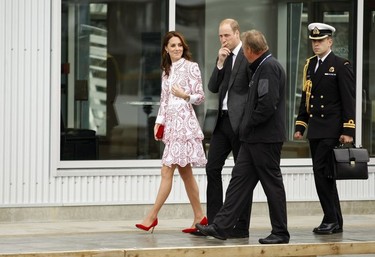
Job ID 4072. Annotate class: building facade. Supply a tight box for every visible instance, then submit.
[0,0,374,220]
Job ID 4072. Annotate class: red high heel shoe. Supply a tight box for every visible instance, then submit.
[135,218,158,233]
[182,216,208,233]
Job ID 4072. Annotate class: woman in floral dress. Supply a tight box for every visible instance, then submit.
[136,31,207,233]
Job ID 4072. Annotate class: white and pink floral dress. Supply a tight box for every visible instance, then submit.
[155,58,207,168]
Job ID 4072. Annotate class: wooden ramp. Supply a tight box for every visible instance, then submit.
[1,242,375,257]
[124,242,375,257]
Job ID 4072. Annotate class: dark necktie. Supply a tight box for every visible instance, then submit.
[225,52,234,75]
[220,53,234,100]
[315,59,322,73]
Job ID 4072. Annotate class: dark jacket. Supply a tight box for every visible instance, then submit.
[239,51,286,143]
[295,52,356,139]
[208,48,251,135]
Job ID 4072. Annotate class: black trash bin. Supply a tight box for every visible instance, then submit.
[60,114,98,160]
[61,128,98,160]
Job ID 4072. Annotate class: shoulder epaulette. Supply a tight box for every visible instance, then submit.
[302,55,316,91]
[307,55,316,61]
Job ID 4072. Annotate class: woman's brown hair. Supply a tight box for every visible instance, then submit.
[161,31,192,77]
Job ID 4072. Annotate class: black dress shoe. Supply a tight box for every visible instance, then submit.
[258,234,289,244]
[313,222,343,234]
[190,230,205,236]
[195,223,227,240]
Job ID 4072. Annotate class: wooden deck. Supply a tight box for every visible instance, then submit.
[1,215,375,257]
[1,242,375,257]
[124,242,375,257]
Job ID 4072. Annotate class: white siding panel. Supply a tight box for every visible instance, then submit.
[6,0,19,204]
[39,0,51,205]
[0,0,6,204]
[0,0,51,206]
[29,1,39,204]
[23,0,31,204]
[2,0,9,203]
[15,0,23,204]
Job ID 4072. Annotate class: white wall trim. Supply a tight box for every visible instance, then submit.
[355,0,364,145]
[168,0,176,31]
[50,0,62,177]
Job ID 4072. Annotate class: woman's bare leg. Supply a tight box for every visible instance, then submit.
[140,165,176,226]
[178,164,205,228]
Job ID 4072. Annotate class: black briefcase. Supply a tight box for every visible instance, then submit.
[331,144,369,180]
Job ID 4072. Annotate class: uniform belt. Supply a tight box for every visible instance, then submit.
[220,110,229,117]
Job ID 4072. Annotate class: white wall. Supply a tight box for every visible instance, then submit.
[0,0,52,206]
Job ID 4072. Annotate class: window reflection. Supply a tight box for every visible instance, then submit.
[60,0,359,162]
[61,0,167,160]
[176,0,355,159]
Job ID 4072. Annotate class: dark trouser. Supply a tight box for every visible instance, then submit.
[206,115,251,231]
[213,142,289,238]
[309,138,343,228]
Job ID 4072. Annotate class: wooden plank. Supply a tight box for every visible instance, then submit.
[0,250,125,257]
[124,241,375,257]
[2,241,375,257]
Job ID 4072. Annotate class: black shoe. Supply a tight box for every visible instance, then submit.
[195,223,227,240]
[228,228,249,238]
[190,230,206,236]
[258,234,289,244]
[313,222,343,234]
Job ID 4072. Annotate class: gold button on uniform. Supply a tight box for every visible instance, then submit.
[320,95,324,99]
[321,114,324,118]
[321,105,324,108]
[310,114,313,117]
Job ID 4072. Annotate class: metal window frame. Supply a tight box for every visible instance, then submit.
[49,0,368,176]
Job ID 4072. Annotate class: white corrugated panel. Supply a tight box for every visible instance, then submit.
[0,0,5,205]
[0,0,51,206]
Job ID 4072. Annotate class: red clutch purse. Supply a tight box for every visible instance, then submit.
[156,125,164,139]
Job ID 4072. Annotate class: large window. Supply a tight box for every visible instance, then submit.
[176,0,356,159]
[60,0,167,160]
[58,0,361,164]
